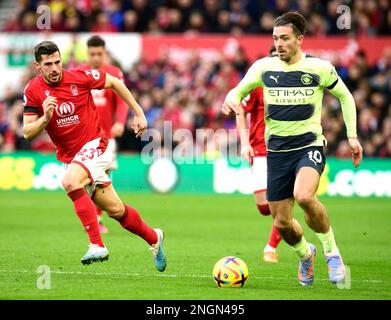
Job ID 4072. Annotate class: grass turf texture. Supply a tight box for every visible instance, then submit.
[0,191,390,300]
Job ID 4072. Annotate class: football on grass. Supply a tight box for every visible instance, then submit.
[213,256,248,288]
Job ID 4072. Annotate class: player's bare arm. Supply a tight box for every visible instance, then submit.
[236,108,254,162]
[23,96,57,140]
[104,74,147,137]
[110,122,125,138]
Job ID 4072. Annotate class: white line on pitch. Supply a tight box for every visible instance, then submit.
[0,269,383,283]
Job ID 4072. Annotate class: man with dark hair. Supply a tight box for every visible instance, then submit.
[86,35,106,48]
[78,35,129,234]
[23,41,167,271]
[222,12,363,286]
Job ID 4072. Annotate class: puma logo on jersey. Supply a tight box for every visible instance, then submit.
[270,75,280,83]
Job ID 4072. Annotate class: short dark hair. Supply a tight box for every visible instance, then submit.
[274,11,307,36]
[87,35,106,48]
[34,41,60,62]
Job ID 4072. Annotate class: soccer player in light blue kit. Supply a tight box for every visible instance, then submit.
[222,12,363,286]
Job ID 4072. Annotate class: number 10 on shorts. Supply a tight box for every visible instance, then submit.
[307,150,322,166]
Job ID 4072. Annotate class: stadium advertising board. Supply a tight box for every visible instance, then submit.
[141,35,390,66]
[1,153,390,198]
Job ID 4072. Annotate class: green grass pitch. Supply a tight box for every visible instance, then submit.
[0,191,390,300]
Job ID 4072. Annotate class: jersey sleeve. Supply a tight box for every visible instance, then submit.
[79,69,107,90]
[23,82,40,116]
[328,78,357,138]
[322,61,339,90]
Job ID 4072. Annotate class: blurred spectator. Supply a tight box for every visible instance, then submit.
[91,12,118,32]
[122,10,140,32]
[3,0,390,35]
[258,12,276,34]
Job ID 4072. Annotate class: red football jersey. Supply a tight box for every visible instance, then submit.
[240,87,267,157]
[23,69,107,163]
[79,63,128,138]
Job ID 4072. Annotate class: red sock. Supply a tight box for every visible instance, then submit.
[268,223,282,249]
[257,204,271,216]
[67,188,104,247]
[118,204,158,246]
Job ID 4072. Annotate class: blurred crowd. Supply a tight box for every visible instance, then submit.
[0,0,390,158]
[2,0,391,36]
[1,36,390,158]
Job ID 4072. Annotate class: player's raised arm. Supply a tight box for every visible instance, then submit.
[104,73,147,138]
[23,96,57,141]
[327,71,363,168]
[222,60,263,116]
[111,91,128,138]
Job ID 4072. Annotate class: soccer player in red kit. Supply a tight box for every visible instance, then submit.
[236,46,282,263]
[79,35,129,234]
[23,41,166,270]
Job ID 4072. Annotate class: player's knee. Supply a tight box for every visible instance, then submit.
[294,191,314,208]
[106,202,125,220]
[257,203,271,216]
[274,215,292,231]
[62,175,83,193]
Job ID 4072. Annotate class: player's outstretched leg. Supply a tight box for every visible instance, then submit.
[270,199,316,286]
[93,184,167,272]
[63,164,109,265]
[316,227,345,284]
[295,167,346,284]
[149,228,167,272]
[263,224,282,263]
[287,220,316,286]
[119,204,167,272]
[256,197,282,263]
[295,239,316,286]
[295,170,346,283]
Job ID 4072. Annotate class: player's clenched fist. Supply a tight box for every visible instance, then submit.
[42,96,57,121]
[132,114,147,138]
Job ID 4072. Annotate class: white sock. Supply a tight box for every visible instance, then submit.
[264,244,276,253]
